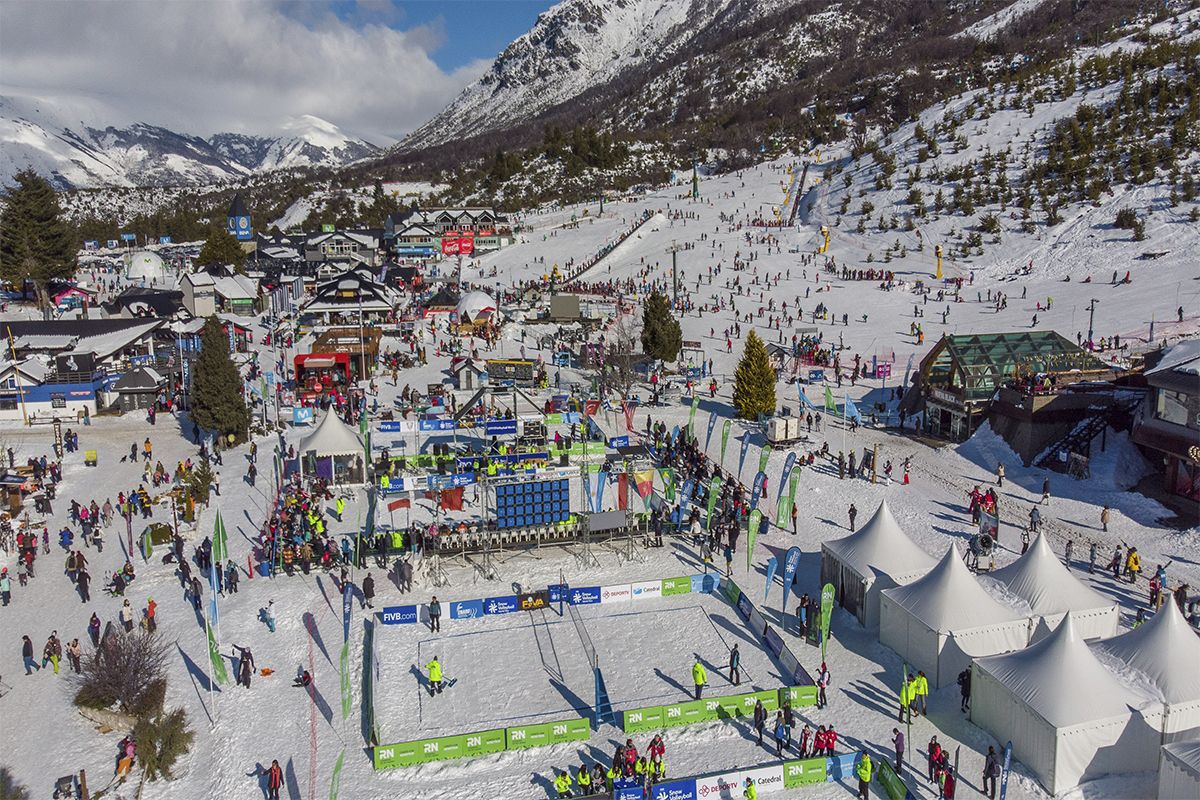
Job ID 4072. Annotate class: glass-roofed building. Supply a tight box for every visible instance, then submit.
[916,331,1114,440]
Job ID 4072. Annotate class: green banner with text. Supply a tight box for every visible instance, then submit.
[784,757,828,788]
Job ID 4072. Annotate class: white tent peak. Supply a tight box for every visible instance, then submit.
[988,532,1112,615]
[1092,599,1200,705]
[974,613,1152,728]
[884,544,1024,631]
[823,500,936,580]
[299,411,363,456]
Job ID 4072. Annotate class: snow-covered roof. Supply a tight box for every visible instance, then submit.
[1147,337,1200,377]
[113,367,164,392]
[0,358,50,384]
[986,532,1114,616]
[66,320,162,360]
[883,545,1026,632]
[184,271,215,286]
[12,334,77,350]
[299,411,363,457]
[1092,600,1200,705]
[973,614,1153,728]
[1162,740,1200,783]
[821,501,936,582]
[212,275,258,301]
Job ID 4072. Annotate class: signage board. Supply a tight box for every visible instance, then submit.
[483,595,519,615]
[379,605,417,625]
[661,576,692,596]
[449,599,484,620]
[568,586,601,606]
[600,583,631,603]
[631,580,661,601]
[518,590,549,611]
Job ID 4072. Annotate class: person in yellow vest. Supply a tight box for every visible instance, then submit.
[380,473,390,491]
[576,763,591,795]
[634,757,647,779]
[552,770,572,798]
[692,657,708,700]
[744,776,758,800]
[334,496,346,522]
[915,670,929,716]
[605,763,618,791]
[425,656,443,696]
[855,751,873,800]
[898,676,912,723]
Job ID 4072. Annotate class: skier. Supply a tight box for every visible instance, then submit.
[855,751,873,800]
[728,643,740,685]
[692,656,707,700]
[426,656,443,695]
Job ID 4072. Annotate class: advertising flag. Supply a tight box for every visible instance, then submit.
[798,386,818,411]
[207,623,229,685]
[820,582,835,659]
[680,478,694,510]
[750,470,766,509]
[758,446,771,475]
[719,419,732,467]
[782,546,802,610]
[705,475,723,529]
[746,509,762,571]
[764,556,779,600]
[594,471,606,512]
[1000,741,1013,800]
[329,750,346,800]
[212,509,228,563]
[441,234,460,256]
[342,582,353,643]
[658,468,675,502]
[779,453,796,501]
[688,394,700,436]
[458,232,475,256]
[340,641,352,720]
[738,433,752,475]
[824,385,836,413]
[843,392,862,424]
[705,410,718,449]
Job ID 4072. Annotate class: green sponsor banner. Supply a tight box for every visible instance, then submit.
[875,758,907,800]
[820,582,835,660]
[758,446,771,475]
[546,413,563,424]
[724,579,742,605]
[784,758,828,788]
[747,509,762,572]
[623,706,664,733]
[705,475,722,529]
[662,699,714,728]
[373,729,505,769]
[568,441,608,456]
[661,576,692,596]
[751,689,780,714]
[688,394,700,436]
[206,624,229,685]
[546,717,589,746]
[505,722,552,750]
[781,685,818,707]
[717,694,745,719]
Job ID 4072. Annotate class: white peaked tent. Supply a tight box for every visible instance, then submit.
[880,545,1030,687]
[299,411,365,484]
[1158,741,1200,800]
[1093,600,1200,742]
[972,615,1162,795]
[820,501,936,626]
[986,532,1118,642]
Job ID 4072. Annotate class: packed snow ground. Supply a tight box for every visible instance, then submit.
[3,130,1199,800]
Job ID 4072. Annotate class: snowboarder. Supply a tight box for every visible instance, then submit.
[426,656,443,695]
[692,657,707,699]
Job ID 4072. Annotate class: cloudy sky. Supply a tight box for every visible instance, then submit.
[0,0,555,145]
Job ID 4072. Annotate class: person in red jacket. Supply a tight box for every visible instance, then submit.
[825,725,839,754]
[266,759,283,800]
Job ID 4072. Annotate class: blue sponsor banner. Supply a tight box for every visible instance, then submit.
[293,407,314,425]
[568,586,601,606]
[483,595,519,615]
[647,778,698,800]
[781,546,802,608]
[428,473,476,490]
[106,239,119,248]
[764,556,779,600]
[608,435,629,448]
[764,625,785,657]
[378,421,402,432]
[827,753,858,782]
[342,582,353,642]
[484,419,518,436]
[780,453,796,500]
[691,573,720,594]
[750,470,766,508]
[548,584,568,604]
[158,235,172,244]
[736,591,753,620]
[120,232,136,241]
[613,776,642,791]
[379,605,418,625]
[419,418,456,431]
[449,599,484,620]
[615,788,645,800]
[808,369,825,383]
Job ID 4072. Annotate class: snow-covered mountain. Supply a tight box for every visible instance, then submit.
[403,0,761,150]
[0,96,380,189]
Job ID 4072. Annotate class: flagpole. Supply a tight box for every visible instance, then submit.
[206,616,217,729]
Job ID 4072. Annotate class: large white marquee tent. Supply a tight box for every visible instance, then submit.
[820,501,936,626]
[880,545,1030,687]
[298,411,365,484]
[971,615,1161,795]
[985,532,1118,642]
[1158,741,1200,800]
[1093,600,1200,743]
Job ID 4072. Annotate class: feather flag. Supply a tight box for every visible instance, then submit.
[658,468,676,502]
[844,392,862,424]
[764,556,779,600]
[824,385,836,413]
[798,386,819,411]
[779,453,796,501]
[747,509,762,572]
[705,475,723,529]
[720,419,732,467]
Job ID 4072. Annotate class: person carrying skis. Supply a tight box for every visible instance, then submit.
[425,656,443,695]
[692,656,707,699]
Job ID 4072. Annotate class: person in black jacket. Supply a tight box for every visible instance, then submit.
[957,668,971,712]
[362,573,375,609]
[728,644,740,685]
[983,746,1001,799]
[753,699,767,746]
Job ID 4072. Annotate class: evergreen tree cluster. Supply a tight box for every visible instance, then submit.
[640,291,682,363]
[0,170,77,304]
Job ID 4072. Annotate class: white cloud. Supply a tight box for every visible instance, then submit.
[0,0,489,145]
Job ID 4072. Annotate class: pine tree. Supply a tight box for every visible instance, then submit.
[732,330,776,420]
[639,290,682,362]
[0,169,78,307]
[189,316,249,442]
[196,227,246,272]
